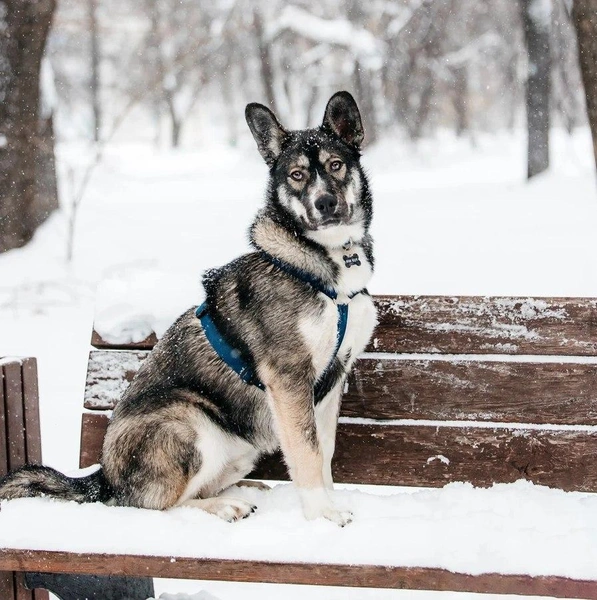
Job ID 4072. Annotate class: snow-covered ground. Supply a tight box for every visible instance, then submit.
[1,128,596,599]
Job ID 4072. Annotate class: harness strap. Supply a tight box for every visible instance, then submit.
[197,254,362,394]
[196,303,265,390]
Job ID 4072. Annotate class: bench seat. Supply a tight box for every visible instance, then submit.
[1,480,597,597]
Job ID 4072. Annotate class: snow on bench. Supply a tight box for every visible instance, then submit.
[0,480,596,582]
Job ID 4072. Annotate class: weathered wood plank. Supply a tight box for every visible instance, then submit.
[32,588,48,600]
[84,350,597,425]
[372,296,597,356]
[0,363,15,600]
[84,350,146,411]
[250,424,597,492]
[0,359,43,600]
[80,413,106,470]
[0,365,8,478]
[0,574,14,600]
[21,358,42,465]
[14,572,34,600]
[344,358,597,424]
[91,330,157,351]
[2,362,26,472]
[0,550,595,598]
[79,413,597,492]
[92,296,597,355]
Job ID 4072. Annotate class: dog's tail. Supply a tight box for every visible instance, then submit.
[0,464,113,503]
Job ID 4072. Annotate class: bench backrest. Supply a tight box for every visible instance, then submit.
[82,295,597,491]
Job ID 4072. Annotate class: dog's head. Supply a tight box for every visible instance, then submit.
[246,91,371,247]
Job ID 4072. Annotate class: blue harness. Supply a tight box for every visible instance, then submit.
[196,253,361,393]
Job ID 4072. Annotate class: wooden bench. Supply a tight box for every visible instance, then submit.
[2,295,597,599]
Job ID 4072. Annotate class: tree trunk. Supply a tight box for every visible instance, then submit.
[252,7,279,115]
[572,0,597,172]
[353,61,378,146]
[88,0,101,142]
[452,65,468,137]
[165,93,182,148]
[0,0,58,253]
[521,0,551,179]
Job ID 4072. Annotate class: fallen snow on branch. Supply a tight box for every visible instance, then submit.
[1,480,596,580]
[268,6,384,69]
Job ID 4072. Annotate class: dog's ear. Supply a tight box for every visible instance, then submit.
[322,91,364,149]
[245,103,288,167]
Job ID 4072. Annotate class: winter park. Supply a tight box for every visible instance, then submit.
[2,1,597,599]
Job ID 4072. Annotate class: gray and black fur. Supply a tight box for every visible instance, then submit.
[0,92,377,525]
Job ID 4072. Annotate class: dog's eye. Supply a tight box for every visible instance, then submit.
[290,170,304,181]
[330,160,343,172]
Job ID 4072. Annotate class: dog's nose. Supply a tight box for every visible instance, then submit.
[315,194,338,217]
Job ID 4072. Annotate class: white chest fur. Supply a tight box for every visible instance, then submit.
[299,291,377,380]
[327,244,372,302]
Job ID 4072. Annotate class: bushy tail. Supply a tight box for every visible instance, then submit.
[0,465,113,503]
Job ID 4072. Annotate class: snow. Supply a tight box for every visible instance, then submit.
[528,0,552,32]
[94,271,202,343]
[1,480,596,581]
[269,6,384,69]
[1,127,596,599]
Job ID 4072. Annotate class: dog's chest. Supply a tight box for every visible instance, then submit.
[328,245,372,301]
[299,292,377,379]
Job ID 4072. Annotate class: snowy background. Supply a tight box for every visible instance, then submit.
[2,0,597,598]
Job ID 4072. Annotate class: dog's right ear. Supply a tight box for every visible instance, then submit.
[245,103,288,167]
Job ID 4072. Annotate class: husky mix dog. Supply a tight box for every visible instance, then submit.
[0,91,376,526]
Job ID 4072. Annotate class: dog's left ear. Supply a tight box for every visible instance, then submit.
[245,103,288,167]
[322,91,364,149]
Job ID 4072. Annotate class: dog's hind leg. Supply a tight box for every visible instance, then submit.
[178,497,257,522]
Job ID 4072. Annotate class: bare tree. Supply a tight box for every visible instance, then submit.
[521,0,552,179]
[0,0,58,253]
[572,0,597,172]
[253,5,279,116]
[88,0,101,142]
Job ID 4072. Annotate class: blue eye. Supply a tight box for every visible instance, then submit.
[290,170,304,181]
[330,160,343,171]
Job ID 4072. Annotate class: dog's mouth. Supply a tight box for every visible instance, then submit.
[319,217,342,228]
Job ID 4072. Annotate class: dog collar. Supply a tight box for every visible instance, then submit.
[260,251,363,301]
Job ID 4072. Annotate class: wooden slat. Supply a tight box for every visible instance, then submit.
[14,572,33,600]
[0,364,15,599]
[0,365,8,478]
[80,413,597,492]
[0,575,14,600]
[21,358,42,464]
[2,362,26,472]
[92,296,597,355]
[32,589,48,600]
[344,358,597,424]
[372,296,597,356]
[84,349,146,410]
[91,330,157,351]
[0,549,595,598]
[0,359,40,600]
[84,350,597,425]
[80,413,106,469]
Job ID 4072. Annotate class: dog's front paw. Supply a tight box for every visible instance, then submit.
[300,489,353,526]
[321,506,353,527]
[303,503,353,526]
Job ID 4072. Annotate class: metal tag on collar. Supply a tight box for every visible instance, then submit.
[342,238,361,268]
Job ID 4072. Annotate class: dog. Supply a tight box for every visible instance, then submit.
[0,91,377,526]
